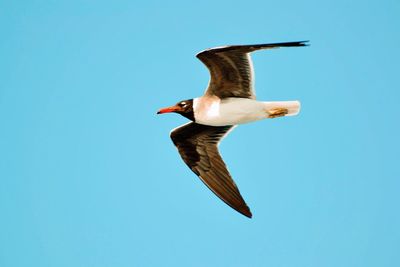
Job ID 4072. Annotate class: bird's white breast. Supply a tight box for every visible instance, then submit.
[193,97,267,126]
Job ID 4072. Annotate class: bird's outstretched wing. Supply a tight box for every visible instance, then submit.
[196,41,308,99]
[170,122,252,218]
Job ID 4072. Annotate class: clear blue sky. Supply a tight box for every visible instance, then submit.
[1,0,399,266]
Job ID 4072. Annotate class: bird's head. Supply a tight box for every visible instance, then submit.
[157,99,194,121]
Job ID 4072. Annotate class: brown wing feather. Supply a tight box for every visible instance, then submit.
[196,41,308,99]
[170,122,252,218]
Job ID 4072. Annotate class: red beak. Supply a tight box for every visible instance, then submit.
[157,105,180,114]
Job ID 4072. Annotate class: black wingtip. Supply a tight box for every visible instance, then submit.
[272,40,310,47]
[239,206,253,218]
[299,40,310,46]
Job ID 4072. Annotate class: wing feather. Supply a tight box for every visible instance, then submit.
[196,41,308,99]
[170,122,252,218]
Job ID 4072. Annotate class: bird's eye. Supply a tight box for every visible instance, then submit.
[179,102,186,107]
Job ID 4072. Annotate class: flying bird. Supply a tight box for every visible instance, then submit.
[157,41,308,218]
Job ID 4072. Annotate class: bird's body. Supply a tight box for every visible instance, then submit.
[193,96,300,126]
[157,41,308,218]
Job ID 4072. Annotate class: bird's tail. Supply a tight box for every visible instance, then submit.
[263,101,301,117]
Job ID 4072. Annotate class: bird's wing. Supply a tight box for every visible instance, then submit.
[196,41,308,99]
[170,122,252,218]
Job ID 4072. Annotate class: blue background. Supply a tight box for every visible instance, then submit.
[1,0,399,266]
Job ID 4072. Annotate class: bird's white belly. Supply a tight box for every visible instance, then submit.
[194,97,267,126]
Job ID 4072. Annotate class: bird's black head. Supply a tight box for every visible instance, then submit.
[157,99,194,121]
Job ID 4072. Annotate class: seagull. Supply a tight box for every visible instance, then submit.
[157,41,308,218]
